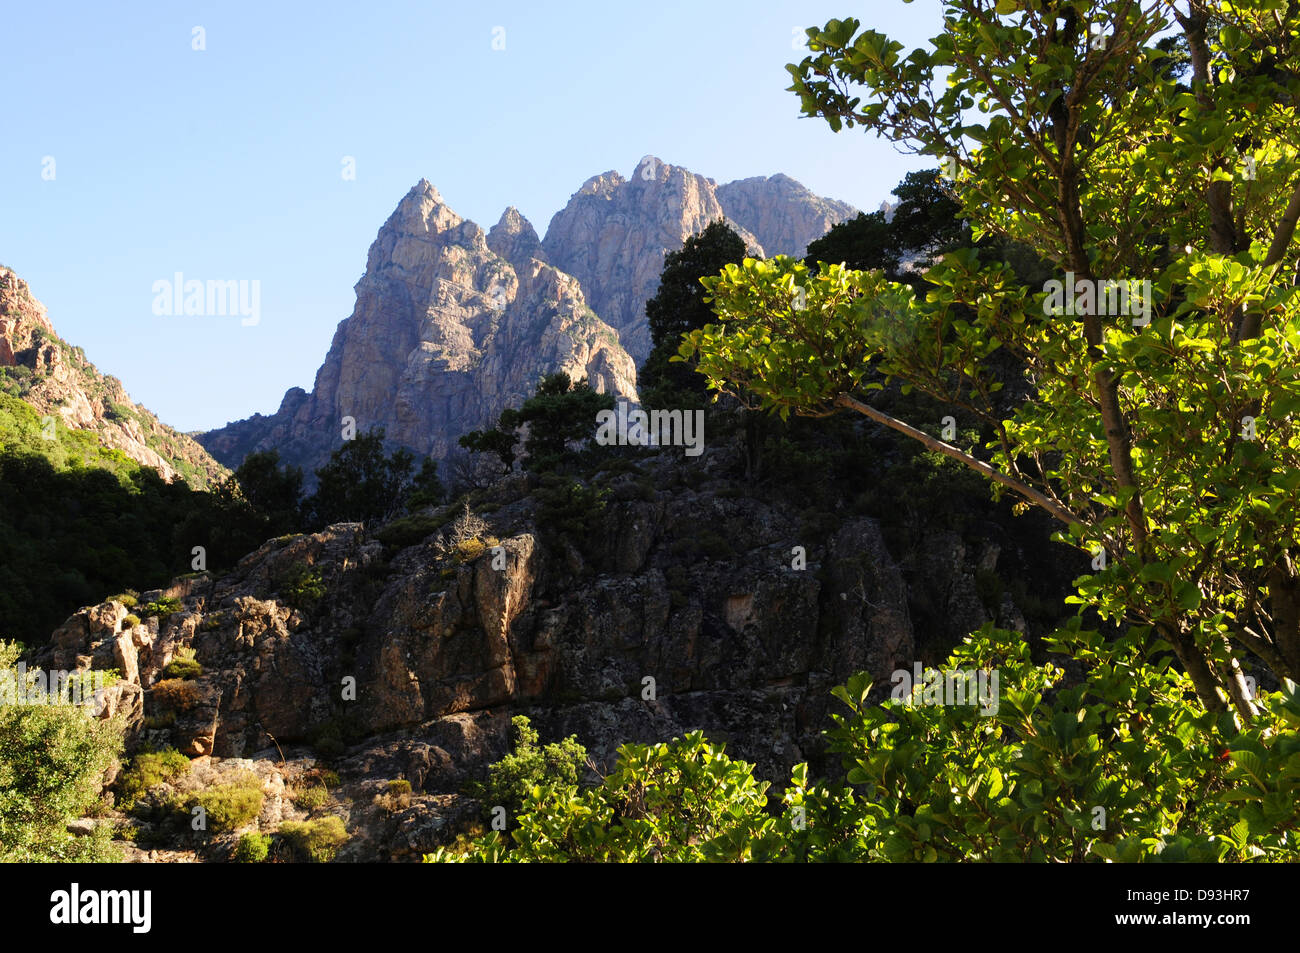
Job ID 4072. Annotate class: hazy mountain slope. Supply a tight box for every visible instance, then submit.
[0,267,227,487]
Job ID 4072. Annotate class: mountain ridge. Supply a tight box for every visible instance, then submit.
[0,268,227,487]
[200,158,856,475]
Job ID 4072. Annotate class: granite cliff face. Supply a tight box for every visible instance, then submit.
[0,268,226,487]
[541,158,857,363]
[716,173,858,262]
[200,181,638,476]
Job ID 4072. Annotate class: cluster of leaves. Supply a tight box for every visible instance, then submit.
[276,561,327,613]
[430,729,782,863]
[434,624,1300,862]
[151,773,265,836]
[0,642,125,861]
[471,716,588,822]
[233,831,271,863]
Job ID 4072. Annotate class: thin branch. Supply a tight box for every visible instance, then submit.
[834,392,1081,526]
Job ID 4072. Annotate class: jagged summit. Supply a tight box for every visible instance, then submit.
[487,207,546,271]
[541,156,855,362]
[199,183,637,477]
[200,158,856,471]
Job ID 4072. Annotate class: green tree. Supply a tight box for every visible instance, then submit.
[233,450,304,533]
[428,730,783,863]
[684,1,1300,717]
[407,456,445,510]
[516,373,616,472]
[308,428,434,526]
[478,716,587,823]
[458,408,521,475]
[640,220,748,405]
[0,643,124,862]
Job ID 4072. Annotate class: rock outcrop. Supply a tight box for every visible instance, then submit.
[0,268,227,487]
[40,423,1060,861]
[542,158,857,363]
[716,173,858,262]
[200,181,638,477]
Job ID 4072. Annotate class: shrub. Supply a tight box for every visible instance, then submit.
[142,711,176,730]
[307,767,341,789]
[141,597,181,619]
[122,614,141,629]
[376,513,444,550]
[279,561,326,612]
[0,644,125,862]
[479,716,587,822]
[110,591,139,608]
[233,831,271,863]
[151,678,201,712]
[187,774,264,833]
[374,778,413,814]
[115,747,190,808]
[309,719,347,759]
[292,785,328,811]
[279,816,349,862]
[161,658,202,680]
[429,731,769,863]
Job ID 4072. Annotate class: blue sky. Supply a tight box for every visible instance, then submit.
[1,0,944,432]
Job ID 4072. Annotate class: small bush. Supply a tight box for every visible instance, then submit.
[455,538,487,561]
[110,592,139,608]
[161,658,203,680]
[376,513,444,549]
[152,678,201,712]
[279,816,349,862]
[480,716,587,821]
[142,711,177,730]
[116,747,190,807]
[308,768,341,789]
[141,597,182,619]
[233,832,271,863]
[122,614,141,629]
[292,785,329,811]
[279,561,326,612]
[188,775,264,833]
[308,719,348,759]
[374,778,414,813]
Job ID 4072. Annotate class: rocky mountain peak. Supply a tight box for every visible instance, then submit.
[200,183,637,476]
[542,155,850,363]
[716,173,858,260]
[487,207,545,271]
[200,158,855,472]
[577,170,626,197]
